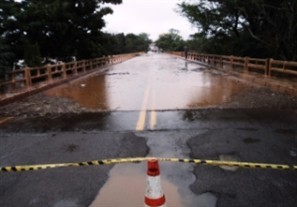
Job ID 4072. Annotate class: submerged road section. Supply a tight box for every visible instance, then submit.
[0,53,297,207]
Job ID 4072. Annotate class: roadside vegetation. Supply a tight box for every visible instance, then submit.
[0,0,151,79]
[156,0,296,62]
[1,0,296,79]
[179,0,297,60]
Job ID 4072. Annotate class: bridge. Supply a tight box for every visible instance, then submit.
[0,52,297,207]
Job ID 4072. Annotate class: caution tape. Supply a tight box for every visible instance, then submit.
[1,157,296,172]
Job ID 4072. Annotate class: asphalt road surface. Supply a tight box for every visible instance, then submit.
[0,53,296,207]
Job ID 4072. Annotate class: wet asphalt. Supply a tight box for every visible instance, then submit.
[0,53,297,207]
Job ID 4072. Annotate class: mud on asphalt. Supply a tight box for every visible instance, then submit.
[0,82,297,207]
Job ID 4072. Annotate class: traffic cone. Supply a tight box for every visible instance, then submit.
[144,159,166,207]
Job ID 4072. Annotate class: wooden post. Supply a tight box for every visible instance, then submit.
[266,58,272,76]
[24,67,32,87]
[73,62,78,75]
[62,64,67,79]
[46,65,52,83]
[37,68,40,77]
[82,60,86,72]
[90,60,94,70]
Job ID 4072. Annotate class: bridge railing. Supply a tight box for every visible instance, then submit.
[170,51,297,78]
[0,53,141,94]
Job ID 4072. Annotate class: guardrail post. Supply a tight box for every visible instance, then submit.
[24,67,32,87]
[266,58,271,76]
[62,64,67,79]
[90,60,94,70]
[46,65,52,83]
[73,62,78,75]
[82,60,86,72]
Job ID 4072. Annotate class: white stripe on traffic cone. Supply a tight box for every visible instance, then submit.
[145,159,166,207]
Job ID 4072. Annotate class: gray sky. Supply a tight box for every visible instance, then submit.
[103,0,196,41]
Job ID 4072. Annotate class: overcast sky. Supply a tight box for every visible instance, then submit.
[103,0,196,41]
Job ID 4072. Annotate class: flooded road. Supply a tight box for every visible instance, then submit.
[44,54,226,206]
[44,53,244,111]
[89,130,218,207]
[1,53,296,207]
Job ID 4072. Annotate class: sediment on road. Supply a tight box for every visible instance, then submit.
[0,83,297,119]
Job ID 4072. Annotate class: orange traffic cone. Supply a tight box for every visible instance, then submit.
[145,159,166,207]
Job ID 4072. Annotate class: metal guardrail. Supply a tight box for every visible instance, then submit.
[170,51,297,77]
[0,53,142,94]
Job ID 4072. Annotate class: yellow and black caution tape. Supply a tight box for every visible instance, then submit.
[1,157,296,172]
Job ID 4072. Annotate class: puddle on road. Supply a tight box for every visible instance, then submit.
[89,162,217,207]
[89,131,218,207]
[89,163,182,207]
[43,54,248,111]
[44,75,109,110]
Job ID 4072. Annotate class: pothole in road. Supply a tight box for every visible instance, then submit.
[89,131,218,207]
[89,163,182,207]
[89,162,218,207]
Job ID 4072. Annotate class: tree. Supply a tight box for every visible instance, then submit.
[125,33,151,52]
[155,29,185,51]
[1,0,123,68]
[101,32,152,55]
[0,38,14,79]
[0,0,23,78]
[23,41,42,67]
[179,0,297,60]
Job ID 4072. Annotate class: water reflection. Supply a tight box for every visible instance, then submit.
[187,73,243,108]
[43,54,248,111]
[89,163,182,207]
[45,75,109,110]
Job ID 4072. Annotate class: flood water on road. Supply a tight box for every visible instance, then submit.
[44,53,243,206]
[89,131,218,207]
[44,53,246,111]
[89,163,183,207]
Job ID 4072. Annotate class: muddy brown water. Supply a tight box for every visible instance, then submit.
[43,54,249,206]
[44,54,247,111]
[89,163,182,207]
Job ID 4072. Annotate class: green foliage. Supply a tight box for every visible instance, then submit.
[102,33,152,55]
[23,41,42,67]
[0,0,152,77]
[180,0,297,60]
[0,0,123,73]
[0,38,14,79]
[155,29,185,51]
[0,0,19,78]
